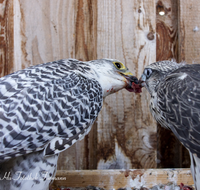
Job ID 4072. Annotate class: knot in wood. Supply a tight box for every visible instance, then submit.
[147,32,155,40]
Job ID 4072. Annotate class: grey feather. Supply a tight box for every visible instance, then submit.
[141,61,200,190]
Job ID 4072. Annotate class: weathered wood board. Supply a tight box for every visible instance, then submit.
[156,0,190,169]
[0,0,14,77]
[156,0,178,61]
[51,169,194,189]
[9,0,157,170]
[14,0,76,68]
[96,0,157,170]
[178,0,200,64]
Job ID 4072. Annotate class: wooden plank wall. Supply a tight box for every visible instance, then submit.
[178,0,200,64]
[96,0,156,170]
[0,0,14,77]
[1,0,200,170]
[1,0,157,170]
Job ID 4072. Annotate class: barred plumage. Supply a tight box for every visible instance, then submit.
[0,59,103,161]
[140,61,200,190]
[0,58,138,190]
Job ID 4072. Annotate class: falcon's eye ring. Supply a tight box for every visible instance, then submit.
[113,62,126,70]
[145,68,152,78]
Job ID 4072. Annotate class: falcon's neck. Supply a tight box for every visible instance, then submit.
[76,63,127,98]
[95,74,125,97]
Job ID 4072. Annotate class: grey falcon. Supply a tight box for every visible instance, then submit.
[138,60,200,190]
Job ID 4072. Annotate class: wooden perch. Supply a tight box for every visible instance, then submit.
[51,169,194,189]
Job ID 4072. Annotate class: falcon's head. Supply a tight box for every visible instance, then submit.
[84,59,141,97]
[139,60,184,95]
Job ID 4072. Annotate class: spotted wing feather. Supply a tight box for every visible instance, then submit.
[0,59,103,161]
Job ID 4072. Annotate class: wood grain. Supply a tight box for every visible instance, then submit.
[96,0,157,169]
[16,0,76,69]
[51,169,194,189]
[156,0,178,61]
[74,0,97,61]
[156,0,190,169]
[178,0,200,63]
[0,0,14,77]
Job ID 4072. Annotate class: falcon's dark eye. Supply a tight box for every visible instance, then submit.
[145,68,152,78]
[113,62,126,70]
[115,63,121,69]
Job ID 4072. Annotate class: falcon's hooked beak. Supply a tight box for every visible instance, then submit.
[138,74,146,87]
[120,71,142,93]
